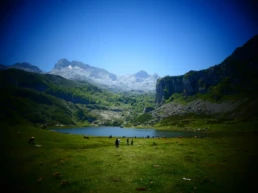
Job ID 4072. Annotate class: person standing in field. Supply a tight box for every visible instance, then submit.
[115,138,119,148]
[131,139,134,146]
[127,138,129,145]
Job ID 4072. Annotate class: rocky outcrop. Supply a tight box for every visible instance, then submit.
[155,35,258,106]
[153,99,246,119]
[143,107,155,113]
[50,59,117,83]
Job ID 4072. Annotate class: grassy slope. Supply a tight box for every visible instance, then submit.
[0,69,155,126]
[2,122,258,193]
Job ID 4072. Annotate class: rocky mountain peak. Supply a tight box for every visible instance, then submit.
[54,58,70,69]
[135,70,149,78]
[54,59,90,70]
[153,73,159,78]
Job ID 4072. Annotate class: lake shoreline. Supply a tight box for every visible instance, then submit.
[50,126,204,138]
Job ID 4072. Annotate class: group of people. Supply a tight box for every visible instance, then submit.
[127,138,134,146]
[115,138,133,148]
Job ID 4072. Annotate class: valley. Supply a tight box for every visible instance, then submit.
[1,35,258,193]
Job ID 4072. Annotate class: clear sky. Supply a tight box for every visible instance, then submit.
[0,0,257,77]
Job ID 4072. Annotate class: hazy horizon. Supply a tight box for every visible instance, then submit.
[1,0,258,77]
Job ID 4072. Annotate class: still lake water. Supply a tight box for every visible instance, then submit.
[52,126,200,138]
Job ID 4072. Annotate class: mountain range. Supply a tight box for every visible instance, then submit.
[1,60,159,92]
[49,59,159,92]
[0,34,258,128]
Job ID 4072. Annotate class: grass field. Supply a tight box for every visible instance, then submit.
[1,121,258,193]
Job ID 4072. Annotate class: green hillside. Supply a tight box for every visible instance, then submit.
[0,69,155,127]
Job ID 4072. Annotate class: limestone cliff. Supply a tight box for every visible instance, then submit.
[155,35,258,106]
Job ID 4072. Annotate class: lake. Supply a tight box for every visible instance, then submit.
[52,126,201,138]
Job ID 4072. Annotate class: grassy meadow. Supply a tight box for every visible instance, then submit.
[2,121,258,193]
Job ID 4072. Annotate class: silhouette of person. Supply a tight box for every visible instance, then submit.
[28,136,34,144]
[127,138,129,145]
[131,139,134,146]
[115,138,119,148]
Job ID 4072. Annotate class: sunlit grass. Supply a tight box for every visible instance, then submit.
[2,122,258,193]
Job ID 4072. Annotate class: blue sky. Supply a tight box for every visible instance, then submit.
[0,0,257,77]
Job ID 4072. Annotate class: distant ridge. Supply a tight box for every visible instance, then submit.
[0,62,42,73]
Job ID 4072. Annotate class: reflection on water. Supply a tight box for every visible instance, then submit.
[52,126,201,138]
